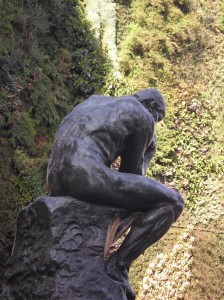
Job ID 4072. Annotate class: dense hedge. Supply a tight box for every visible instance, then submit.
[113,1,224,298]
[0,0,111,284]
[114,0,224,208]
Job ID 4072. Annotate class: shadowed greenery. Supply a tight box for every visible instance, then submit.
[0,0,111,284]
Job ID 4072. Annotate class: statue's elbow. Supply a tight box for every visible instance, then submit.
[174,193,184,221]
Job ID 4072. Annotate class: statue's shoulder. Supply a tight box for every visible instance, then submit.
[115,96,154,129]
[86,94,114,102]
[117,95,143,108]
[118,96,152,115]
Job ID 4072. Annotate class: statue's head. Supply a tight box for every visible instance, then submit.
[134,88,166,122]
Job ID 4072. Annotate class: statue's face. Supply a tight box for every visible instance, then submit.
[150,100,166,123]
[135,88,166,123]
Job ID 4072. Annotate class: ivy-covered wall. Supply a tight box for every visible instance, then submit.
[113,0,224,210]
[0,0,111,285]
[112,0,224,298]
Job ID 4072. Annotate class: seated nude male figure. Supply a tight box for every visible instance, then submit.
[47,88,184,269]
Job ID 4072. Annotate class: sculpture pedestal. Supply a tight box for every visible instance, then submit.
[0,196,135,300]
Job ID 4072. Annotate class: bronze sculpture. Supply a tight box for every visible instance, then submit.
[1,89,184,300]
[47,88,184,269]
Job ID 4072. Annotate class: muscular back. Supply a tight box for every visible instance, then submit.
[48,95,155,175]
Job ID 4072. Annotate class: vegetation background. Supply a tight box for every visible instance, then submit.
[0,0,223,299]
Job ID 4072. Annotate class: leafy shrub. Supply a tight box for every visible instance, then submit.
[118,0,205,87]
[13,148,46,205]
[9,112,37,153]
[115,0,224,210]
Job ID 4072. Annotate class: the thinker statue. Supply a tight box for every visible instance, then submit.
[47,88,184,269]
[1,88,184,300]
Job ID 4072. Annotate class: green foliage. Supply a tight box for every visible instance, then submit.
[13,148,46,205]
[187,230,224,299]
[216,0,224,32]
[144,88,223,209]
[0,92,12,127]
[0,0,111,283]
[0,0,22,54]
[116,2,224,297]
[118,0,205,87]
[9,112,37,153]
[170,97,219,204]
[115,0,224,211]
[0,137,20,283]
[30,74,60,126]
[0,0,111,155]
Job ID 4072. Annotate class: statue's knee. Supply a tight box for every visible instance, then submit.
[177,194,184,212]
[158,206,173,215]
[134,206,173,227]
[173,193,184,221]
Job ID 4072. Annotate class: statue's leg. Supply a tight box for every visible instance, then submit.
[48,159,183,217]
[114,205,175,269]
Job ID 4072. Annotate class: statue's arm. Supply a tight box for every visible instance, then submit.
[142,135,156,175]
[119,144,144,175]
[118,103,155,176]
[119,131,151,176]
